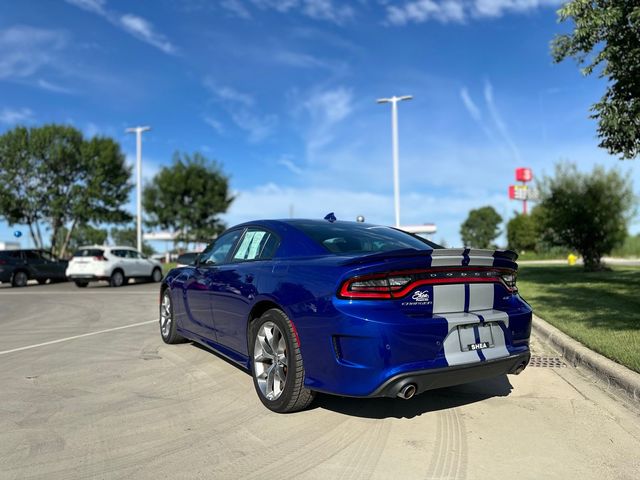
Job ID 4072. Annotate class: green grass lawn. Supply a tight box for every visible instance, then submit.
[162,262,177,274]
[518,265,640,373]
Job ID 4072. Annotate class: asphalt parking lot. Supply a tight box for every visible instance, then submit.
[1,282,639,480]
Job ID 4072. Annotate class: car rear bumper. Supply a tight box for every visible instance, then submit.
[370,351,531,398]
[0,268,14,282]
[67,274,109,281]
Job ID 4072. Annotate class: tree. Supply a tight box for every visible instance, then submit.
[537,162,635,270]
[56,224,108,257]
[507,209,541,253]
[143,152,234,242]
[552,1,640,159]
[110,226,155,257]
[0,125,133,257]
[460,206,502,249]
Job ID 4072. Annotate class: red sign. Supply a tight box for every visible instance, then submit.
[516,167,532,182]
[509,185,528,200]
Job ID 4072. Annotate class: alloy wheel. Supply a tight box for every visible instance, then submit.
[253,321,288,401]
[160,292,172,338]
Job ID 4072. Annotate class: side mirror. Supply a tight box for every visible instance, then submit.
[177,252,198,267]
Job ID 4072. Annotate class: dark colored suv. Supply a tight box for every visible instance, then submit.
[0,249,68,287]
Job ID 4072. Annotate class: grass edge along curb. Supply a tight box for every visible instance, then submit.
[532,314,640,404]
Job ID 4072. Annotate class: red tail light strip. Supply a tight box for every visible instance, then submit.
[339,268,516,300]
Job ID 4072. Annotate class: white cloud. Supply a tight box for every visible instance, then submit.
[119,14,176,54]
[277,156,304,175]
[300,86,354,152]
[250,0,354,23]
[273,50,330,69]
[385,0,563,25]
[483,80,521,161]
[204,80,277,142]
[220,0,252,18]
[0,26,67,79]
[203,116,224,134]
[37,79,75,94]
[65,0,177,54]
[303,86,353,125]
[0,108,35,125]
[460,87,482,122]
[65,0,106,14]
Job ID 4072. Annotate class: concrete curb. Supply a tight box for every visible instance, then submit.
[532,314,640,404]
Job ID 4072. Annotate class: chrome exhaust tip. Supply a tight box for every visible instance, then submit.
[513,362,527,375]
[397,383,417,400]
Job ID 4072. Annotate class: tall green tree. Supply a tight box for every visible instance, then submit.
[460,206,502,249]
[143,152,234,242]
[552,1,640,159]
[506,208,542,253]
[0,125,133,257]
[109,226,155,257]
[538,163,635,270]
[55,224,108,257]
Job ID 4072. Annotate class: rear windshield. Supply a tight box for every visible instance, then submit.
[290,221,438,254]
[73,248,104,257]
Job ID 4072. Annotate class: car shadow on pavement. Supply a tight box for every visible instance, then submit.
[313,375,514,419]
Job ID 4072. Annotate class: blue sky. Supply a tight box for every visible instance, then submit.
[1,0,638,249]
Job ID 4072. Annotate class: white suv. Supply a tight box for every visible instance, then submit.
[66,246,163,288]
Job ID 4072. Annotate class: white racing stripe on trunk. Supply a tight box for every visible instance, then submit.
[468,284,494,312]
[433,284,465,314]
[467,256,494,266]
[472,309,510,361]
[467,248,494,256]
[430,256,464,267]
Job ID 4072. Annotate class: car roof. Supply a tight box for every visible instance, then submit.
[75,245,137,250]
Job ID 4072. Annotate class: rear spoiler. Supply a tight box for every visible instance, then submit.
[340,248,518,267]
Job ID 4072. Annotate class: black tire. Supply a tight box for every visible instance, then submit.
[74,280,89,288]
[37,279,48,285]
[109,269,125,287]
[11,270,28,288]
[151,267,163,283]
[159,289,184,344]
[249,308,315,413]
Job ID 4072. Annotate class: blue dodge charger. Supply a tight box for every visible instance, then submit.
[159,218,532,413]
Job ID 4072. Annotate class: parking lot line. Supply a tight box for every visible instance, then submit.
[0,319,157,356]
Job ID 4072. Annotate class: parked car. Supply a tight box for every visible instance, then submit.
[66,246,163,288]
[159,219,532,413]
[0,249,68,287]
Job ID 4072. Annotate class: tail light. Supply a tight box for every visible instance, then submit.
[93,255,108,261]
[339,268,517,299]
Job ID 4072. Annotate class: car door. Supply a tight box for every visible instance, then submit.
[122,249,142,277]
[22,250,47,280]
[183,229,244,340]
[207,228,280,355]
[39,251,67,280]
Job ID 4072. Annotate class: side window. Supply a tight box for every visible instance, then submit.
[232,229,279,262]
[40,251,55,262]
[200,230,243,265]
[112,250,125,258]
[124,250,139,259]
[24,251,42,262]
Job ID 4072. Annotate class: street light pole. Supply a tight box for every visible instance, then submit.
[377,95,412,228]
[125,126,151,252]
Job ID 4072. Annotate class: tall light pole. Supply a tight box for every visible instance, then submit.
[377,95,412,227]
[125,126,151,252]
